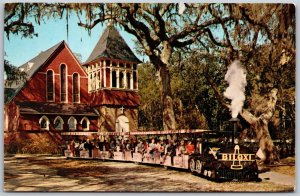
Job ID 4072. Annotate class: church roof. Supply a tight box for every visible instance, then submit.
[19,41,65,80]
[90,90,140,107]
[17,102,98,116]
[85,25,141,64]
[5,41,65,103]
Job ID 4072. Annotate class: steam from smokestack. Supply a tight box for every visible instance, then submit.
[178,3,186,15]
[224,60,247,118]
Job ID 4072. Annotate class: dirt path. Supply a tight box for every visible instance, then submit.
[4,154,295,192]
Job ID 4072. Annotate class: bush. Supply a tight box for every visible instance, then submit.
[21,138,61,154]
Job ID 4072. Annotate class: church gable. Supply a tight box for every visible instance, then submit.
[13,41,89,104]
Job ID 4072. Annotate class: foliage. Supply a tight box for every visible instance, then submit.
[4,59,27,86]
[137,63,162,130]
[4,136,62,154]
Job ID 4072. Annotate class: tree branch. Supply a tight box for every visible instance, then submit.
[239,5,274,43]
[169,16,234,45]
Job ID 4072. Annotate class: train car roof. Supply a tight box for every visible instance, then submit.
[98,129,212,136]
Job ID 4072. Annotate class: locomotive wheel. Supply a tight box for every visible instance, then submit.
[195,160,202,174]
[189,159,196,173]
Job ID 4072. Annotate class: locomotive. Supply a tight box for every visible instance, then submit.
[189,143,259,181]
[188,118,259,181]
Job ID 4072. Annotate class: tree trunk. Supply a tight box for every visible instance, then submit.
[255,119,279,163]
[158,65,176,130]
[241,88,280,163]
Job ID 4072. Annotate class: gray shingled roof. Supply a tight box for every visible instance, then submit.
[85,25,141,64]
[18,102,98,116]
[5,41,65,103]
[19,41,64,80]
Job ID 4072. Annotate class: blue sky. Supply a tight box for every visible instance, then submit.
[4,11,142,67]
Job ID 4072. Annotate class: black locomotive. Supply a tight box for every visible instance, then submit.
[189,143,259,181]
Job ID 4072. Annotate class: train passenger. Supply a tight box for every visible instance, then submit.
[120,139,126,152]
[144,139,149,152]
[74,140,80,157]
[148,138,157,155]
[79,140,85,151]
[166,140,176,165]
[109,140,116,151]
[136,139,145,154]
[186,140,195,155]
[92,140,99,158]
[157,140,166,163]
[178,140,187,156]
[195,139,202,154]
[69,140,75,157]
[125,140,133,151]
[103,140,109,151]
[84,139,94,157]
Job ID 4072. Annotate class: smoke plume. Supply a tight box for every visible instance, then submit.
[224,60,247,118]
[178,3,186,15]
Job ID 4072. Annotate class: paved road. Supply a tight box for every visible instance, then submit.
[4,155,295,192]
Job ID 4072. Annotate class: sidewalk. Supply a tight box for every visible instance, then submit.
[260,171,295,187]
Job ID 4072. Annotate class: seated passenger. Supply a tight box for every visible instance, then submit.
[120,140,126,152]
[136,139,145,154]
[109,140,116,152]
[178,140,187,156]
[148,138,157,154]
[166,140,176,165]
[195,139,202,154]
[186,140,195,155]
[157,140,165,155]
[126,140,133,151]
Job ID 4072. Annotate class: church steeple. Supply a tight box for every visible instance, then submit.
[85,25,141,64]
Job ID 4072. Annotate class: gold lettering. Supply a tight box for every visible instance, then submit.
[222,154,228,160]
[220,153,254,161]
[238,154,243,160]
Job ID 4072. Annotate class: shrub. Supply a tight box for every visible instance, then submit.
[21,137,61,154]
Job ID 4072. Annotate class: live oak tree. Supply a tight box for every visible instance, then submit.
[69,3,240,131]
[189,4,295,163]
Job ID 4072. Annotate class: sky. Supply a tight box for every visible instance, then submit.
[4,10,143,67]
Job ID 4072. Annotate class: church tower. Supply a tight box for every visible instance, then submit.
[83,24,141,133]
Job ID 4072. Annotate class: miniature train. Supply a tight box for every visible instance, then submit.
[64,129,260,182]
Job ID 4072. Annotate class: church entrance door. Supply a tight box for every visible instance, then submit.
[116,115,129,133]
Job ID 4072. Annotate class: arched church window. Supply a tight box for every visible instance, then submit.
[73,73,80,103]
[39,115,50,130]
[68,116,77,130]
[60,64,67,102]
[81,117,90,131]
[47,70,54,101]
[54,116,64,130]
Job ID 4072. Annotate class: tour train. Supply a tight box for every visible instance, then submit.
[64,128,260,182]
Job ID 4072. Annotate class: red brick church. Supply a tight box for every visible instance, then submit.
[4,24,141,147]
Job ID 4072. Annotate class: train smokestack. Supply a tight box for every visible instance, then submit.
[229,118,239,145]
